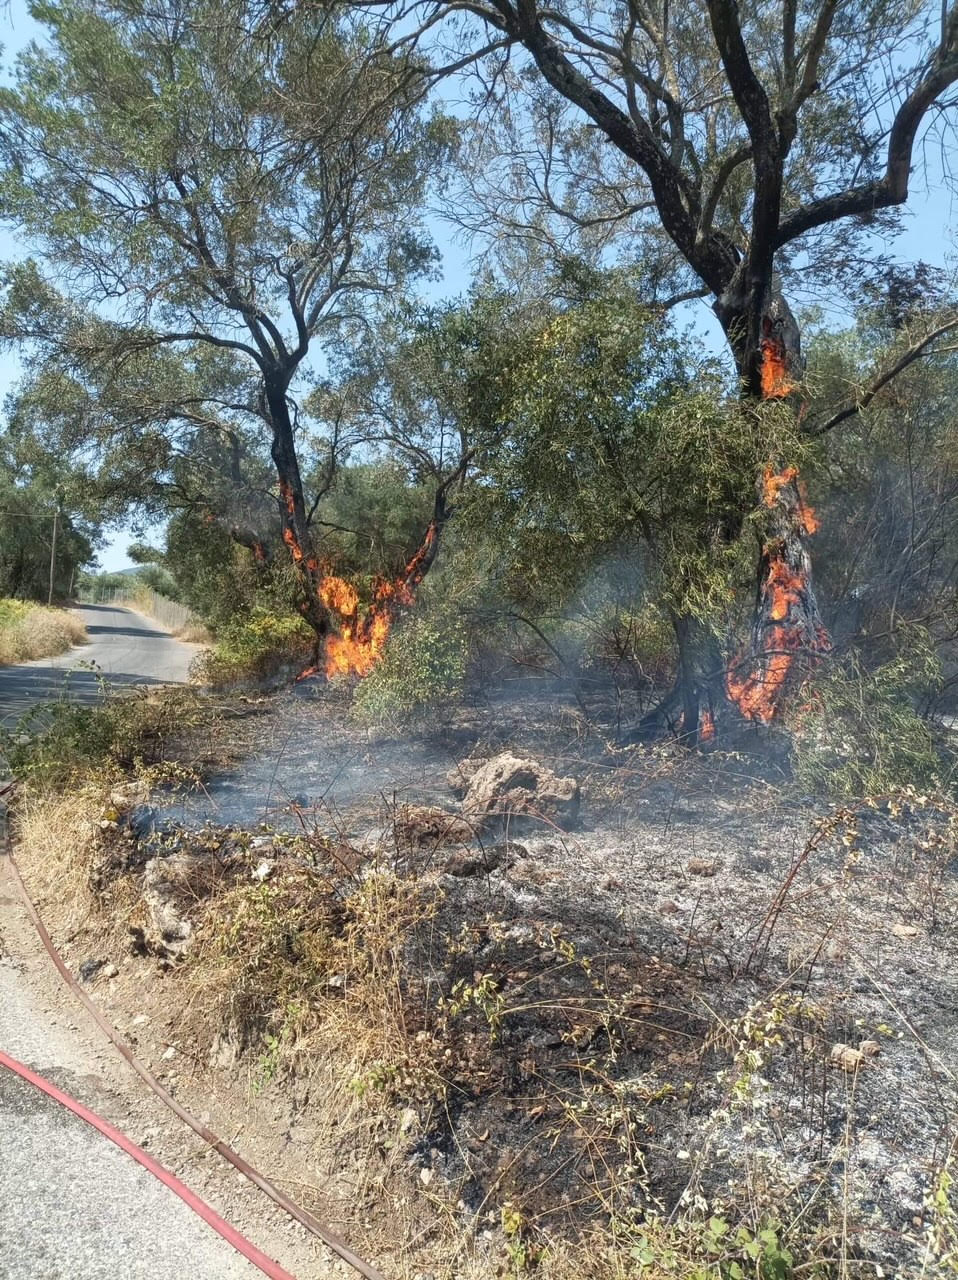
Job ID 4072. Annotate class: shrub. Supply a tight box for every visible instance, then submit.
[1,687,212,790]
[789,629,944,796]
[193,606,313,686]
[353,611,468,725]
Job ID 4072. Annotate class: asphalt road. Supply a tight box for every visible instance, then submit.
[0,604,201,728]
[0,953,263,1280]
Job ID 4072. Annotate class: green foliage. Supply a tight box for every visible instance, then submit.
[308,460,438,582]
[790,628,945,797]
[196,606,313,687]
[627,1216,795,1279]
[0,453,94,601]
[453,277,813,634]
[353,609,468,724]
[0,686,205,789]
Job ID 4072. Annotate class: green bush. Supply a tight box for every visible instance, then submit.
[352,611,468,725]
[194,606,313,686]
[1,687,208,790]
[789,629,944,797]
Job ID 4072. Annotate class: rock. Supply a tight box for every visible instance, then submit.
[892,922,919,939]
[79,958,106,982]
[161,1045,177,1061]
[110,780,151,811]
[687,857,719,876]
[251,859,274,882]
[399,1107,419,1134]
[860,1039,881,1057]
[102,963,119,979]
[830,1042,865,1072]
[141,849,230,957]
[460,754,579,830]
[392,804,475,851]
[210,1031,240,1071]
[445,758,487,798]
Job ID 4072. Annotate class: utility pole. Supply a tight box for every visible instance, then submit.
[47,506,58,606]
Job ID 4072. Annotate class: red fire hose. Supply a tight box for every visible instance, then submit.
[0,1048,296,1280]
[0,788,388,1280]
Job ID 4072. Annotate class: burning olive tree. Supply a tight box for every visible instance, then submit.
[0,0,447,660]
[353,0,958,737]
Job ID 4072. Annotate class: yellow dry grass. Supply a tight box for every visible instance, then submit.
[0,599,87,665]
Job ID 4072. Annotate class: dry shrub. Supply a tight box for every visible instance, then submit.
[175,620,213,644]
[12,783,110,933]
[0,600,87,664]
[186,861,445,1096]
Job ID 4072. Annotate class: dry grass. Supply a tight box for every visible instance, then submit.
[0,599,87,664]
[175,620,213,643]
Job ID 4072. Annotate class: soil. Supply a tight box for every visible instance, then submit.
[9,681,958,1278]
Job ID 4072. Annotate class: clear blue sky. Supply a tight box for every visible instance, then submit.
[0,0,954,571]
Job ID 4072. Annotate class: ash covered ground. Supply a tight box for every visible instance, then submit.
[74,682,958,1273]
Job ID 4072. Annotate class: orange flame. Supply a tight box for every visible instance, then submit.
[700,709,716,742]
[760,336,795,399]
[316,522,439,679]
[725,333,828,724]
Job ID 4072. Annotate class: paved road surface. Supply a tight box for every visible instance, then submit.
[0,604,201,727]
[0,950,262,1280]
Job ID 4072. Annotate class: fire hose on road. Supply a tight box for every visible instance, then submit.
[0,782,388,1280]
[0,1047,297,1280]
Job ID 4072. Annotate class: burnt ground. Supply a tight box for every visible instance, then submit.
[11,681,958,1278]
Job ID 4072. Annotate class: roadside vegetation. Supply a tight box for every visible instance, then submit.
[0,598,86,665]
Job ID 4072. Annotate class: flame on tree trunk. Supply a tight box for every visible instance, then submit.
[635,298,830,747]
[303,490,448,680]
[297,520,439,679]
[725,321,831,723]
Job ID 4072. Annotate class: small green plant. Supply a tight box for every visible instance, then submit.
[195,606,313,686]
[353,611,468,724]
[444,971,507,1037]
[627,1215,795,1278]
[923,1154,958,1275]
[789,627,944,797]
[252,1000,307,1093]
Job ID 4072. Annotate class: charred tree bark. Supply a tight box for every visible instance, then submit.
[630,613,726,744]
[264,376,330,654]
[722,286,830,724]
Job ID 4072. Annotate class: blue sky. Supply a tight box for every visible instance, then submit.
[0,0,955,571]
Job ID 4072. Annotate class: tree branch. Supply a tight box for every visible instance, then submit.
[808,316,958,437]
